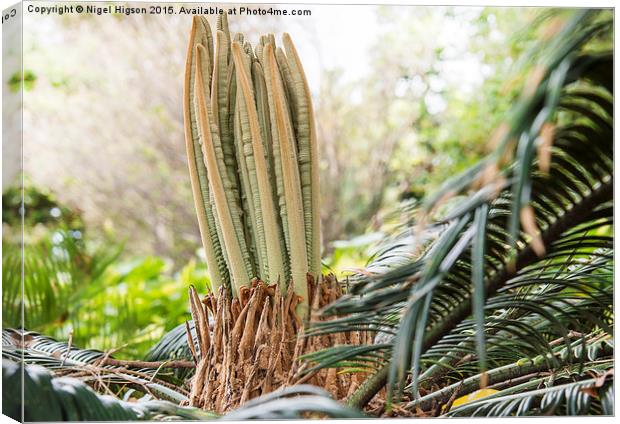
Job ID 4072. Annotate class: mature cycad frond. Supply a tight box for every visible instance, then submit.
[2,359,216,421]
[220,386,365,420]
[410,331,613,415]
[2,360,360,421]
[445,373,614,417]
[146,321,196,363]
[302,10,613,414]
[2,329,189,403]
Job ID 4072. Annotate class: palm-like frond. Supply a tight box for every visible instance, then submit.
[303,10,613,413]
[221,386,365,420]
[146,321,195,362]
[2,360,216,421]
[2,329,189,403]
[145,321,197,379]
[2,230,122,332]
[445,373,613,417]
[408,332,613,413]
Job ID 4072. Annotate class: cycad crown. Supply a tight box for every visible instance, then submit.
[183,14,321,304]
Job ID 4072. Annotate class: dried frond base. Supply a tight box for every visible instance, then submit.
[186,274,372,413]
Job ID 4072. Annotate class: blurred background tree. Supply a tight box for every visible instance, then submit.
[317,7,542,253]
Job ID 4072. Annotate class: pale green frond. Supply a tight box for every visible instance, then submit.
[264,43,308,305]
[232,41,286,283]
[182,17,227,291]
[283,33,322,279]
[194,44,252,295]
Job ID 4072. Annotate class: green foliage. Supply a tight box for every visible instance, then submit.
[382,7,547,198]
[2,227,121,334]
[2,192,208,358]
[317,8,540,247]
[8,69,37,92]
[323,232,386,278]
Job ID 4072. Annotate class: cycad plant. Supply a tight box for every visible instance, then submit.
[301,9,613,417]
[182,14,367,412]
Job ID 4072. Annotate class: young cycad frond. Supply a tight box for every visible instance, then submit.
[282,33,322,279]
[193,44,251,295]
[212,31,240,216]
[183,17,228,292]
[183,15,321,307]
[263,42,309,303]
[231,41,285,285]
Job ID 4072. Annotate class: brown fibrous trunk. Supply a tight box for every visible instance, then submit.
[185,274,373,413]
